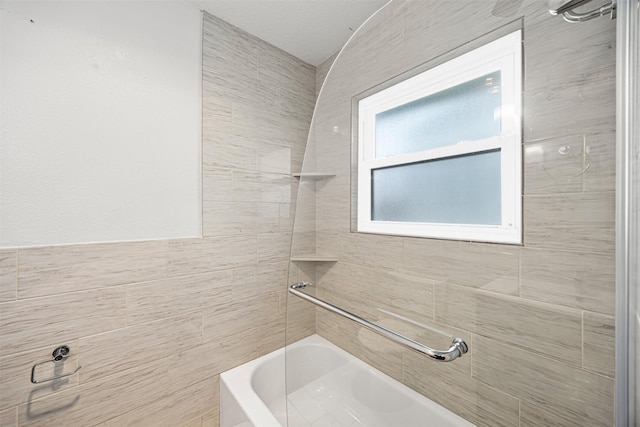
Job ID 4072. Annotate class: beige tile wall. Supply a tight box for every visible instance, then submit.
[292,1,617,426]
[0,12,316,426]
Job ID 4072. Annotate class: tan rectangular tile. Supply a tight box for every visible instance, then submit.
[520,248,615,314]
[338,232,404,271]
[257,43,315,99]
[402,238,462,282]
[316,262,379,321]
[284,293,316,345]
[208,325,259,373]
[0,249,17,302]
[96,414,128,426]
[459,242,520,293]
[0,341,79,411]
[203,201,259,236]
[400,2,510,80]
[257,143,292,175]
[18,359,169,426]
[316,310,404,382]
[291,131,307,175]
[127,377,217,427]
[404,343,519,427]
[519,399,595,427]
[183,417,203,427]
[291,186,317,236]
[168,342,228,392]
[202,167,233,203]
[402,326,520,427]
[202,410,219,427]
[584,132,616,192]
[203,293,281,344]
[203,201,283,237]
[0,288,126,355]
[524,135,585,195]
[583,311,615,377]
[474,382,520,427]
[168,237,257,277]
[202,14,259,105]
[520,400,576,427]
[315,229,339,259]
[524,7,615,89]
[231,171,291,204]
[280,85,315,121]
[202,134,257,171]
[343,7,411,96]
[0,407,17,427]
[231,261,288,301]
[257,232,291,264]
[371,269,436,324]
[79,314,202,383]
[320,261,435,326]
[524,192,615,253]
[436,284,582,365]
[474,335,614,426]
[256,317,286,357]
[316,52,337,95]
[17,240,167,299]
[202,96,232,142]
[524,66,615,142]
[127,271,232,325]
[231,102,302,147]
[403,239,519,293]
[317,184,351,232]
[278,202,294,233]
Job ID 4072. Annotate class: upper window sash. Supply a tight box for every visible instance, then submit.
[358,30,522,163]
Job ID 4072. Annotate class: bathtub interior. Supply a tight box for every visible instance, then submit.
[251,337,351,423]
[221,334,475,427]
[220,335,350,427]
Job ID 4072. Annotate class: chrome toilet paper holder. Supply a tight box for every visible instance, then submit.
[30,345,82,384]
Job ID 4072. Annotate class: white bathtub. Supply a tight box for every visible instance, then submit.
[220,334,474,427]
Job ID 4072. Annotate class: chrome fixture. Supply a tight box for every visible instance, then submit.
[289,282,468,362]
[30,345,81,384]
[549,0,617,22]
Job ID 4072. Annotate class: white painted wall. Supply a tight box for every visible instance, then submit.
[0,0,202,247]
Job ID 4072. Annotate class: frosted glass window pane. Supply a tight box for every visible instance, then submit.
[375,71,501,158]
[371,150,501,225]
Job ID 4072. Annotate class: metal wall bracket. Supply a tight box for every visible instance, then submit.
[549,0,617,22]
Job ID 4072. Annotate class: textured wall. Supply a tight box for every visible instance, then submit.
[1,1,202,247]
[290,1,617,426]
[0,11,315,426]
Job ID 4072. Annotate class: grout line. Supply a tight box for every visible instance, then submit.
[14,248,19,301]
[581,310,585,370]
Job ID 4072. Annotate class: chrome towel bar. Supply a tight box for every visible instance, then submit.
[289,282,468,362]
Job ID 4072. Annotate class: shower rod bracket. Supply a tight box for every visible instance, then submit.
[549,0,617,22]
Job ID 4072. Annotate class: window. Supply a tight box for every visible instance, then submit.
[356,30,522,244]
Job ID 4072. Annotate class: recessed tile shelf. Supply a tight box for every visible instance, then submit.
[290,172,337,263]
[292,172,336,179]
[290,255,338,262]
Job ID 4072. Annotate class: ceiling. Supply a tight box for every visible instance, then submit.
[190,0,389,66]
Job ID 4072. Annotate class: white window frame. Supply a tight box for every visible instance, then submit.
[357,30,522,244]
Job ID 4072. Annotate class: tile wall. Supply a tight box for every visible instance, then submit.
[288,1,617,426]
[0,12,316,426]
